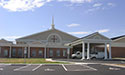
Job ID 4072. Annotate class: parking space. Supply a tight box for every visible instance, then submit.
[0,63,125,75]
[62,64,97,71]
[37,64,65,72]
[0,64,10,71]
[0,64,98,72]
[14,64,42,71]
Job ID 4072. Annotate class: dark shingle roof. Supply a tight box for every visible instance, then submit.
[111,35,125,40]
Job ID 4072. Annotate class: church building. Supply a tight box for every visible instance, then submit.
[0,18,125,59]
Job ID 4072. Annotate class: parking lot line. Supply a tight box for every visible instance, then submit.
[82,64,97,71]
[61,64,67,71]
[32,64,42,71]
[0,68,3,71]
[13,64,31,71]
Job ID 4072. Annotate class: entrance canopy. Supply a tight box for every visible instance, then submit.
[69,32,112,60]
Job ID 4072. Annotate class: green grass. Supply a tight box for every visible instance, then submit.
[0,58,69,64]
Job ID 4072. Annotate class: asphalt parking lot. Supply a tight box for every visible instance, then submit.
[0,64,125,75]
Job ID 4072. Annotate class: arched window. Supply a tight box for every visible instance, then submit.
[48,34,61,43]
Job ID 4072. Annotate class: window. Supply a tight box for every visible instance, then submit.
[18,48,23,57]
[4,50,8,56]
[48,34,60,43]
[12,48,16,56]
[38,50,42,56]
[32,50,36,57]
[49,50,53,57]
[56,50,60,56]
[63,50,67,57]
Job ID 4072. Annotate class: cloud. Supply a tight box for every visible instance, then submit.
[93,3,102,7]
[0,0,94,12]
[68,31,89,34]
[96,29,109,33]
[67,23,80,27]
[0,0,52,12]
[0,36,22,41]
[107,3,115,7]
[58,0,93,3]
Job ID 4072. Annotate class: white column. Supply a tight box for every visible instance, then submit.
[9,46,11,58]
[28,46,30,58]
[67,48,70,59]
[109,43,112,59]
[81,41,85,60]
[87,42,90,59]
[24,47,27,58]
[44,46,46,58]
[104,43,107,59]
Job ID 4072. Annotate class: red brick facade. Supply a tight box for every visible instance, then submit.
[111,47,125,58]
[0,46,73,58]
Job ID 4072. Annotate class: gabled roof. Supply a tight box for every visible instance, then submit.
[81,32,110,40]
[72,32,110,42]
[16,28,78,41]
[111,35,125,40]
[0,39,13,44]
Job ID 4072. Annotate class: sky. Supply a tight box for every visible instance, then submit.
[0,0,125,41]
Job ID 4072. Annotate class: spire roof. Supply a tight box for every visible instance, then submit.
[51,16,55,29]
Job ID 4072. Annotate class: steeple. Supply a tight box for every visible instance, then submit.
[51,16,55,29]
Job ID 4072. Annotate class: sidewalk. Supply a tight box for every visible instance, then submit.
[52,58,125,64]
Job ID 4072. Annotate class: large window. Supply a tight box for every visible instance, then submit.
[32,50,36,57]
[48,34,60,43]
[4,50,8,56]
[12,48,16,56]
[56,50,60,56]
[38,50,42,56]
[63,50,67,57]
[49,50,53,57]
[18,48,23,57]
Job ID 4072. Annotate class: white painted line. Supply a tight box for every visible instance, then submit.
[13,64,31,71]
[44,68,55,71]
[102,64,125,68]
[109,67,120,70]
[32,64,42,71]
[61,64,67,71]
[0,68,3,71]
[82,64,97,71]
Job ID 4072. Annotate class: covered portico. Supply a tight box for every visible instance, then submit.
[70,32,112,60]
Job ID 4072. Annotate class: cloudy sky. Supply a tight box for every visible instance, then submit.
[0,0,125,41]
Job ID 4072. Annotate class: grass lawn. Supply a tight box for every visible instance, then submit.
[0,58,69,64]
